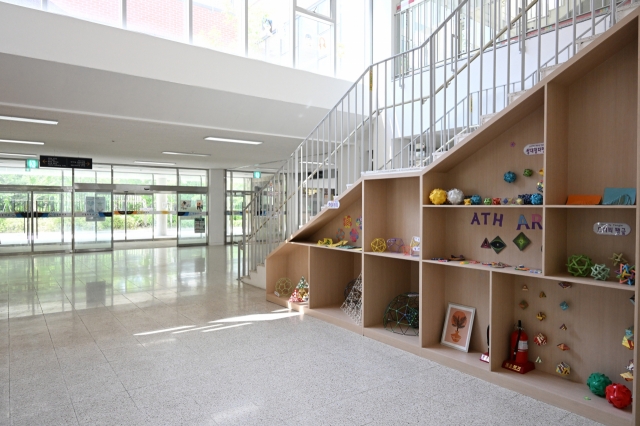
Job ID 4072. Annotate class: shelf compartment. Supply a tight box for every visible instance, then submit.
[308,305,362,335]
[308,246,362,333]
[364,251,420,261]
[362,255,420,351]
[421,263,490,360]
[363,177,420,253]
[422,206,543,270]
[422,105,544,205]
[291,182,363,248]
[490,272,635,389]
[422,344,490,375]
[545,41,638,206]
[544,207,636,278]
[265,243,310,309]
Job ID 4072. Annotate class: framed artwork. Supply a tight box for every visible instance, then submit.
[441,303,476,352]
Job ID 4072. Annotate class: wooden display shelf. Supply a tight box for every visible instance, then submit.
[364,251,420,261]
[266,293,309,312]
[292,241,362,253]
[545,272,637,292]
[422,344,490,374]
[422,204,542,208]
[363,324,421,356]
[422,259,542,278]
[546,205,637,209]
[307,305,362,334]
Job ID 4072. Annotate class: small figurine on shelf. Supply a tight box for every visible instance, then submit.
[587,373,612,397]
[274,277,293,298]
[502,320,535,374]
[559,323,567,331]
[429,188,448,205]
[536,181,544,193]
[533,333,547,346]
[622,326,634,350]
[557,343,570,351]
[470,195,482,205]
[531,193,543,205]
[464,198,472,205]
[536,312,546,321]
[371,238,387,252]
[558,282,572,289]
[560,301,569,311]
[523,169,533,177]
[518,194,532,205]
[621,360,634,382]
[591,263,611,281]
[610,253,628,267]
[492,197,501,205]
[483,198,492,205]
[447,188,465,205]
[556,362,570,376]
[535,357,542,364]
[617,263,636,285]
[566,255,594,277]
[519,300,529,310]
[504,171,517,183]
[605,384,633,409]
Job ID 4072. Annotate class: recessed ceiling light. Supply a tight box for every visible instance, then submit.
[133,161,176,166]
[0,153,37,157]
[204,137,262,145]
[162,151,210,157]
[0,139,45,145]
[0,115,58,125]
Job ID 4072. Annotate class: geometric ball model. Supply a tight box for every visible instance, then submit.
[566,254,595,277]
[531,193,543,205]
[504,171,517,183]
[590,264,611,281]
[605,383,633,409]
[341,274,363,325]
[429,188,448,205]
[275,277,293,298]
[386,238,405,253]
[371,238,387,252]
[383,292,419,336]
[523,168,533,177]
[587,373,612,397]
[344,278,361,301]
[447,188,464,205]
[470,195,482,205]
[537,180,544,193]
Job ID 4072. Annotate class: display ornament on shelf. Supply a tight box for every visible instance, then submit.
[533,333,547,346]
[523,168,533,177]
[383,293,419,336]
[386,238,404,253]
[587,373,612,397]
[617,264,635,285]
[490,236,507,254]
[566,195,602,205]
[557,343,570,351]
[343,215,352,228]
[536,312,546,321]
[560,301,569,311]
[519,194,532,205]
[605,384,633,409]
[470,195,482,205]
[429,188,448,205]
[536,357,542,364]
[559,323,567,331]
[590,263,611,281]
[502,320,535,374]
[356,216,363,230]
[370,238,387,253]
[566,254,595,277]
[410,236,421,257]
[531,193,543,205]
[492,197,501,205]
[602,188,636,206]
[481,238,491,249]
[274,277,293,298]
[610,253,628,267]
[519,300,529,310]
[483,198,492,205]
[556,362,571,376]
[341,274,363,325]
[349,228,359,243]
[539,291,546,298]
[512,232,531,251]
[336,228,345,241]
[464,198,472,205]
[558,282,572,289]
[594,222,631,236]
[504,171,517,183]
[441,303,476,352]
[536,181,544,193]
[522,285,528,291]
[447,188,464,205]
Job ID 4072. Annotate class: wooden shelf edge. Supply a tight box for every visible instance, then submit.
[545,205,637,209]
[364,251,420,261]
[307,306,363,335]
[544,273,637,292]
[293,241,363,253]
[363,325,421,356]
[422,204,543,208]
[421,260,539,277]
[266,293,310,312]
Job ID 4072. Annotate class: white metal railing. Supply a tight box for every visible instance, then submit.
[238,0,634,280]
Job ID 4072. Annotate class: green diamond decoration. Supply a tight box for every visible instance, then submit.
[513,232,531,251]
[490,236,507,254]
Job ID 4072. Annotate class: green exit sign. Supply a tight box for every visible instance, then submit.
[25,159,39,169]
[253,171,262,178]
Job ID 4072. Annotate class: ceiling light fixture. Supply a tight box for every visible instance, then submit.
[162,151,211,157]
[0,139,45,145]
[0,115,58,125]
[0,153,37,157]
[204,137,262,145]
[133,161,176,166]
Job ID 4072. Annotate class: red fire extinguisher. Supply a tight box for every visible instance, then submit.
[502,320,535,374]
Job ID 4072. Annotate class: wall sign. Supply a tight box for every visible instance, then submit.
[594,222,631,236]
[523,143,544,155]
[327,200,340,209]
[194,218,206,233]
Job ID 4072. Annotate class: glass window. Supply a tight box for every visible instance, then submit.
[336,0,366,79]
[297,0,331,18]
[0,159,70,186]
[193,0,243,55]
[74,165,112,184]
[179,169,208,187]
[1,0,41,9]
[47,0,121,26]
[126,0,188,42]
[295,13,333,75]
[248,0,292,66]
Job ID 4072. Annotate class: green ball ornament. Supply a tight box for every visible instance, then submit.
[523,169,533,177]
[587,373,612,397]
[567,254,595,277]
[483,198,492,205]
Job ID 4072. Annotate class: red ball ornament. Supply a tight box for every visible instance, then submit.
[605,383,632,409]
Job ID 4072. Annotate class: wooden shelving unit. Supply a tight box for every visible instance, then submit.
[265,12,640,425]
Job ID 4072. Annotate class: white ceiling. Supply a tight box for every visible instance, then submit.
[0,52,341,170]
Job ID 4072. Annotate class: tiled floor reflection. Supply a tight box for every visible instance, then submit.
[0,246,601,425]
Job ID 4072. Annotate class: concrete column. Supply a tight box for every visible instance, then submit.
[208,169,225,246]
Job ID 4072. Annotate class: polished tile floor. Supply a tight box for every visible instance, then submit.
[0,246,602,425]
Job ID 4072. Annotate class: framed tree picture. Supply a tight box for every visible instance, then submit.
[441,303,476,352]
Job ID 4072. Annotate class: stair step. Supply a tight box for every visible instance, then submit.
[480,113,496,125]
[617,3,640,22]
[454,131,471,145]
[507,90,527,105]
[539,63,562,80]
[576,34,600,53]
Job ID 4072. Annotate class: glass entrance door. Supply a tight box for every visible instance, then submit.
[33,191,72,253]
[177,193,207,246]
[0,191,31,254]
[73,191,113,251]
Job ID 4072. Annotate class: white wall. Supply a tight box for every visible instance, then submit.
[208,169,225,246]
[0,2,353,110]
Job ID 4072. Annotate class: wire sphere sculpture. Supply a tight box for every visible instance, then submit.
[383,292,419,335]
[275,277,293,297]
[371,238,387,252]
[344,278,361,300]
